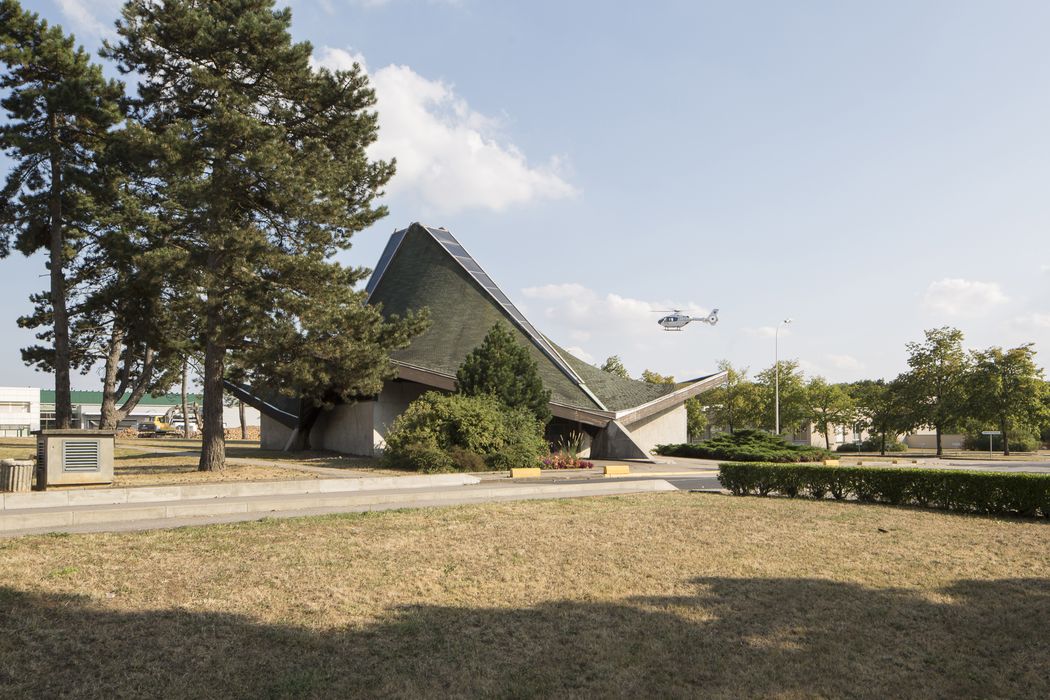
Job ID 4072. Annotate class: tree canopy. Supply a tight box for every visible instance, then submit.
[1,0,125,427]
[898,327,970,456]
[600,355,629,379]
[103,0,416,469]
[967,344,1046,455]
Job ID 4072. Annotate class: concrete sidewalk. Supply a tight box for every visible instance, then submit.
[1,475,677,537]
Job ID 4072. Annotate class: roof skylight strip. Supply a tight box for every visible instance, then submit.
[366,228,408,296]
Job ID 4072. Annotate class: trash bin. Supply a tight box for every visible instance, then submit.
[0,459,35,493]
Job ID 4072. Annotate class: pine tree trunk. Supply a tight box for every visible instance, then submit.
[113,348,156,427]
[181,357,190,438]
[239,399,246,440]
[98,326,124,430]
[48,122,72,429]
[198,336,226,471]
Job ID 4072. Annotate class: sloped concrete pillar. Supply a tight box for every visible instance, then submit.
[591,420,650,460]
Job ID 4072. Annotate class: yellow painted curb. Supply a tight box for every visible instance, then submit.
[510,467,541,479]
[603,464,631,476]
[823,459,840,466]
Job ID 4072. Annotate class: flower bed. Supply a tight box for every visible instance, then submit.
[541,453,594,469]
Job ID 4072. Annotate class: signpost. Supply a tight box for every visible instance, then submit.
[981,430,1002,457]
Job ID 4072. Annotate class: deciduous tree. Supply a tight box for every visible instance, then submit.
[696,360,757,434]
[898,327,969,456]
[806,376,855,450]
[754,360,808,434]
[850,378,908,455]
[641,369,675,385]
[967,344,1046,455]
[600,355,629,378]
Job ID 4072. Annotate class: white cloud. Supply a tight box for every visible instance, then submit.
[744,325,791,339]
[313,46,576,214]
[54,0,116,39]
[519,283,711,374]
[1011,312,1050,330]
[826,353,864,371]
[564,346,594,364]
[921,278,1009,317]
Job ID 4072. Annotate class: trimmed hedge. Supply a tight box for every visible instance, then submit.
[836,438,908,453]
[717,462,1050,518]
[656,430,831,463]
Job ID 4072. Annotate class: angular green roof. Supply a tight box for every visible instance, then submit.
[40,390,202,406]
[367,223,681,413]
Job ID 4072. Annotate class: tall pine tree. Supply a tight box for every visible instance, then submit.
[104,0,419,469]
[457,323,552,423]
[0,0,125,427]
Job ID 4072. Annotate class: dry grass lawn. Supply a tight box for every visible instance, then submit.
[0,492,1047,698]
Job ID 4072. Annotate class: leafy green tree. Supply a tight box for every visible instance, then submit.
[697,360,758,433]
[105,0,406,470]
[806,376,855,450]
[0,0,125,427]
[967,344,1047,455]
[898,327,970,456]
[641,369,675,384]
[457,323,551,423]
[685,398,708,441]
[600,355,629,378]
[754,360,808,434]
[850,378,908,455]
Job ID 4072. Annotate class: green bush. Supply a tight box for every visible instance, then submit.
[718,462,1050,518]
[656,430,830,463]
[383,392,548,472]
[962,430,1041,453]
[836,438,908,453]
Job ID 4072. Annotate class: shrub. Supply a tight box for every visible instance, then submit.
[836,438,908,453]
[962,430,1041,453]
[655,430,830,463]
[717,462,1050,518]
[383,392,547,472]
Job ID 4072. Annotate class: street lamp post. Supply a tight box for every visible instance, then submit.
[774,318,793,435]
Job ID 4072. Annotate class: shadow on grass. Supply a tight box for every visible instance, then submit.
[0,576,1047,698]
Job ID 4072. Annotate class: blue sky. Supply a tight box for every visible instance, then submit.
[3,0,1050,389]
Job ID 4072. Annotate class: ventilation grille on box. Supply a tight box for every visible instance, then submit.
[62,440,100,472]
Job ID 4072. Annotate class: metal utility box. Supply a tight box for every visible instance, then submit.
[35,430,116,488]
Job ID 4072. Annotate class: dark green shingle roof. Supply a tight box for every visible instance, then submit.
[367,223,682,413]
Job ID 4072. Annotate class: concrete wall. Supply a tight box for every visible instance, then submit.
[904,432,965,449]
[623,404,687,455]
[258,380,435,457]
[260,413,293,450]
[312,401,376,456]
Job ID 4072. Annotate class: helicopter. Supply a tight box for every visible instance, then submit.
[654,308,719,331]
